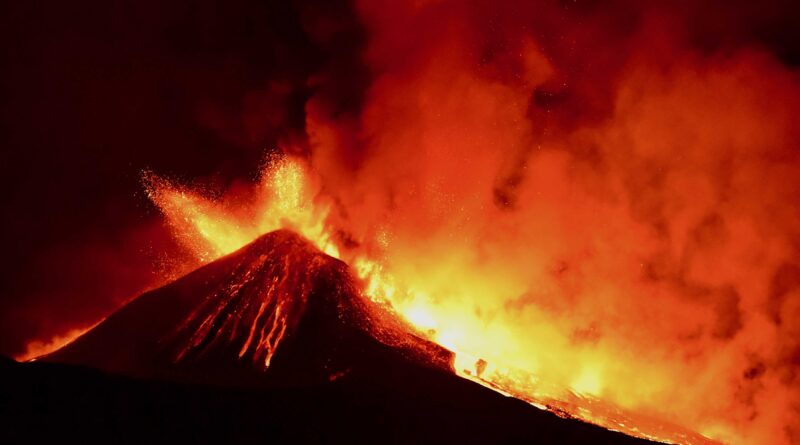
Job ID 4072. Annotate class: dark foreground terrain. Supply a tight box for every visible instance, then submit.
[0,356,651,444]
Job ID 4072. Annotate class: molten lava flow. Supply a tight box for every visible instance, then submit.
[174,244,297,369]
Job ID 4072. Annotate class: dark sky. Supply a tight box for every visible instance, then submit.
[1,0,799,358]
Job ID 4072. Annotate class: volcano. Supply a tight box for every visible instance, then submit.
[2,230,651,444]
[40,229,450,387]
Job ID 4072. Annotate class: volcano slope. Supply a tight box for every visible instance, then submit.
[1,230,651,444]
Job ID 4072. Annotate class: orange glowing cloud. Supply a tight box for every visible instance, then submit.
[141,1,800,443]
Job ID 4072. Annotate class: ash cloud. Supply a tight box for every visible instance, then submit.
[303,1,800,442]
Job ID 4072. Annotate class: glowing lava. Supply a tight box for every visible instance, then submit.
[144,157,340,262]
[146,156,715,445]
